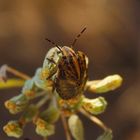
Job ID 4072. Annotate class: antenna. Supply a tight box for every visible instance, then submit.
[45,38,63,53]
[71,27,87,47]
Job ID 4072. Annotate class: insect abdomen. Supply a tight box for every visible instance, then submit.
[55,80,80,100]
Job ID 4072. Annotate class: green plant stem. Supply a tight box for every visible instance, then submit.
[80,108,109,131]
[60,113,72,140]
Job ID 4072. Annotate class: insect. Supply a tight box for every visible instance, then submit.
[43,27,88,100]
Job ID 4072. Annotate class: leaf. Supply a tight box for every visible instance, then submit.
[68,114,84,140]
[96,130,113,140]
[0,79,25,89]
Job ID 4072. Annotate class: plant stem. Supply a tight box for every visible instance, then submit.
[80,108,109,131]
[36,95,49,108]
[60,113,72,140]
[43,137,48,140]
[7,65,31,80]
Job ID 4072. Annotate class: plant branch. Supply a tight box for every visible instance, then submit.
[60,112,72,140]
[80,108,109,131]
[36,95,50,108]
[7,65,31,80]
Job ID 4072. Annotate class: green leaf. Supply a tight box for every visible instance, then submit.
[96,130,113,140]
[0,79,25,89]
[68,114,84,140]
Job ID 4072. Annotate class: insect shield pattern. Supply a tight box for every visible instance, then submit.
[44,27,88,100]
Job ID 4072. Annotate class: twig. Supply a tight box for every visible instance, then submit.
[60,112,72,140]
[36,95,50,108]
[7,65,31,80]
[80,108,109,131]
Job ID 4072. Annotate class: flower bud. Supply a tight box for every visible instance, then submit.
[42,47,60,79]
[35,118,55,137]
[33,68,53,90]
[86,74,123,93]
[68,114,84,140]
[22,79,37,99]
[4,94,28,114]
[3,121,23,138]
[82,97,107,115]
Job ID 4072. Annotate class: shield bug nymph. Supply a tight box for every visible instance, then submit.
[44,27,88,100]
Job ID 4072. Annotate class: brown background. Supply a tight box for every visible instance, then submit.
[0,0,140,140]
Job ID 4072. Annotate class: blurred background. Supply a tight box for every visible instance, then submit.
[0,0,140,140]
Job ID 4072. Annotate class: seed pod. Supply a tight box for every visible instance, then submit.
[3,121,23,138]
[82,97,107,115]
[68,114,84,140]
[4,94,28,114]
[86,74,123,93]
[33,68,53,90]
[35,118,55,137]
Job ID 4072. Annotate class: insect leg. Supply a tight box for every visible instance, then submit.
[46,58,57,65]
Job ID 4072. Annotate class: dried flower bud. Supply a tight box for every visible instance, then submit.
[3,121,23,138]
[4,94,28,114]
[35,118,55,137]
[82,97,107,115]
[33,68,53,90]
[86,74,123,93]
[68,114,84,140]
[19,104,38,124]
